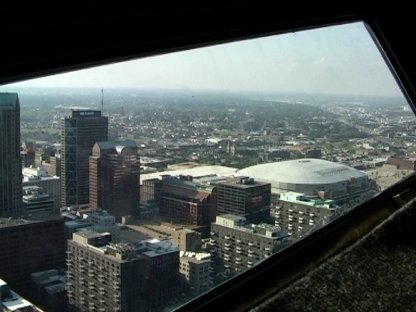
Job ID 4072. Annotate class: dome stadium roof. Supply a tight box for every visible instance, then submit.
[237,159,367,185]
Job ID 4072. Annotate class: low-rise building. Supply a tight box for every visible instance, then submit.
[386,156,416,170]
[0,278,43,312]
[64,209,120,242]
[84,208,121,242]
[23,186,55,218]
[179,251,212,297]
[22,167,60,215]
[172,228,202,252]
[30,269,67,312]
[158,175,215,227]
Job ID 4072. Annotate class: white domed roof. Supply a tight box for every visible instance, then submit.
[237,159,367,185]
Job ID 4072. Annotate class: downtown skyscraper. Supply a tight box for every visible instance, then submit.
[61,110,108,207]
[89,140,140,221]
[0,93,23,217]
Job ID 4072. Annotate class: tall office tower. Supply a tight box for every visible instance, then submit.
[215,176,271,223]
[67,231,180,312]
[61,110,108,208]
[0,93,23,217]
[89,140,139,221]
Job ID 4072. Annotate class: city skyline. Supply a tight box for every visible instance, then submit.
[1,4,416,311]
[1,22,403,97]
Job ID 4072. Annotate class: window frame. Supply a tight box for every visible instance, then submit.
[1,4,416,312]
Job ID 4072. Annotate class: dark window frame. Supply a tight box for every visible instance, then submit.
[1,4,416,312]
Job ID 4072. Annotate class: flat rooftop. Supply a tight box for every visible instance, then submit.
[217,176,271,188]
[140,164,237,185]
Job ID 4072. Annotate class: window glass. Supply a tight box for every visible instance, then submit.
[0,21,413,311]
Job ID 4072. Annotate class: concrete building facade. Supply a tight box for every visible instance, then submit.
[67,231,180,312]
[85,209,121,242]
[172,228,202,252]
[210,214,289,275]
[179,251,212,297]
[140,178,161,203]
[67,231,137,312]
[42,155,61,177]
[23,167,60,215]
[64,208,120,242]
[275,192,337,237]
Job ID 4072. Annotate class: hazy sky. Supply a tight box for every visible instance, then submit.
[2,22,404,97]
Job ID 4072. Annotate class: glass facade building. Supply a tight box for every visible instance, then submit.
[61,110,108,207]
[0,93,23,217]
